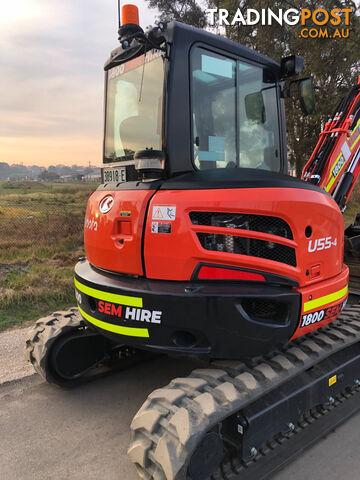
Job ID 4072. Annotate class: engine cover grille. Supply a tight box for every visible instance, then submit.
[191,211,296,267]
[197,233,296,267]
[190,212,293,240]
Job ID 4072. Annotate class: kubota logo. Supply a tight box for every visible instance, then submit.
[99,195,114,214]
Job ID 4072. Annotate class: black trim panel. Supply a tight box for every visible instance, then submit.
[95,169,329,193]
[97,180,163,191]
[159,168,330,193]
[75,260,301,359]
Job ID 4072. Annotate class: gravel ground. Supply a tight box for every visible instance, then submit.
[1,325,360,479]
[0,326,35,385]
[0,350,360,480]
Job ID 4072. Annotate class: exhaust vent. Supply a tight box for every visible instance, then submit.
[242,299,288,325]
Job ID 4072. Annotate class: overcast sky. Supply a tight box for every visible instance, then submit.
[0,0,158,166]
[1,1,359,167]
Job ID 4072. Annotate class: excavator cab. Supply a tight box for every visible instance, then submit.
[102,15,313,183]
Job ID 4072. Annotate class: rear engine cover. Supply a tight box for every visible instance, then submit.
[84,189,155,276]
[144,187,344,287]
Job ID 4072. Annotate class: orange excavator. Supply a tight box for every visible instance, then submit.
[26,5,360,479]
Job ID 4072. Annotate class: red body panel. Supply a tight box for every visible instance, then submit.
[84,184,347,340]
[292,264,349,339]
[84,190,155,276]
[144,188,344,287]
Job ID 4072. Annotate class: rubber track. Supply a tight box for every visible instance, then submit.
[215,385,360,480]
[128,304,360,480]
[25,308,83,385]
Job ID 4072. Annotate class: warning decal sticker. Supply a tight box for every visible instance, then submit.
[152,206,176,221]
[152,222,172,234]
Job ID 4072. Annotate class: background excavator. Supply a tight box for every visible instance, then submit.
[26,4,360,479]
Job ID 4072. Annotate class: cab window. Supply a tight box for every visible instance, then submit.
[191,47,281,172]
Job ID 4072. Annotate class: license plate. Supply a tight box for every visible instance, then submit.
[103,167,126,183]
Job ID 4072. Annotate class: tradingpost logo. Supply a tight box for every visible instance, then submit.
[206,7,353,39]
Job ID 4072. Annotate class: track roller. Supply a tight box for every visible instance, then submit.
[187,429,223,480]
[25,307,156,387]
[25,308,107,387]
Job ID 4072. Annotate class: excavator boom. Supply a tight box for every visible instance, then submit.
[302,78,360,211]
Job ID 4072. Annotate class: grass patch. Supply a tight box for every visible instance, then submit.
[0,259,80,332]
[0,181,97,331]
[0,296,76,331]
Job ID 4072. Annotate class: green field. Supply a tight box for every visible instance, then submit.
[0,181,98,331]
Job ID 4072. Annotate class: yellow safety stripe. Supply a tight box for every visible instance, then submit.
[325,152,343,192]
[325,174,336,192]
[351,118,360,135]
[350,118,360,150]
[327,152,343,180]
[303,285,348,313]
[74,278,143,308]
[351,133,360,151]
[78,306,149,338]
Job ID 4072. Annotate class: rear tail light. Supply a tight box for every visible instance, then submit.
[197,266,266,281]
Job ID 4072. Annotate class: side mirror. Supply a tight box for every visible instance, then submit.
[280,55,304,78]
[287,77,316,116]
[245,91,266,124]
[298,77,316,115]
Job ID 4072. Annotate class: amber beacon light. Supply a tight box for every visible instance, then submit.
[117,3,143,45]
[121,4,140,26]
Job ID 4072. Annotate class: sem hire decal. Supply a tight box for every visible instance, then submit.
[74,278,162,339]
